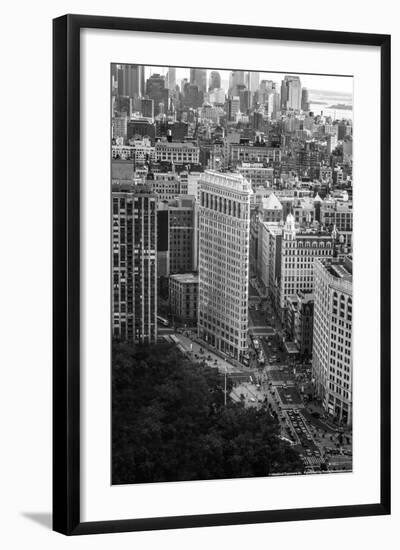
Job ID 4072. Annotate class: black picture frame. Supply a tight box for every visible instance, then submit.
[53,13,391,536]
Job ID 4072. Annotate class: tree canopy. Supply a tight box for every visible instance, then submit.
[112,340,303,484]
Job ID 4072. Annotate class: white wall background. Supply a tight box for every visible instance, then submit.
[0,0,398,547]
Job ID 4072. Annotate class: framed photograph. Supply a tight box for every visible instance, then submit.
[53,14,391,535]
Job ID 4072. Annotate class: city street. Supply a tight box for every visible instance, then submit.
[162,272,352,475]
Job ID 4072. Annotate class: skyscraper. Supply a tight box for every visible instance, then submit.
[301,87,310,111]
[112,184,157,343]
[146,74,169,116]
[190,68,207,93]
[208,70,221,91]
[166,67,176,90]
[141,98,154,120]
[312,256,353,425]
[198,171,252,362]
[229,70,246,95]
[117,64,145,97]
[281,75,302,111]
[248,71,260,92]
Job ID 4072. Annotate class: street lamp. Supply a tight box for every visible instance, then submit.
[224,366,227,407]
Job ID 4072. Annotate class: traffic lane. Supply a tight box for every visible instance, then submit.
[231,383,266,409]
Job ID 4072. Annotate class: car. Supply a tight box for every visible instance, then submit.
[250,397,256,403]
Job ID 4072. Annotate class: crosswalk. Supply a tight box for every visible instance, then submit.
[303,456,322,467]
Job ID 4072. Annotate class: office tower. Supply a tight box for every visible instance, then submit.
[239,88,251,114]
[166,67,176,90]
[259,79,275,92]
[117,64,145,97]
[208,70,221,91]
[301,87,310,111]
[281,75,302,111]
[227,96,240,121]
[229,70,246,95]
[258,214,335,319]
[112,184,157,343]
[183,84,203,108]
[156,197,196,276]
[146,74,169,116]
[312,256,353,425]
[198,171,252,362]
[248,71,260,92]
[141,98,154,119]
[190,68,207,93]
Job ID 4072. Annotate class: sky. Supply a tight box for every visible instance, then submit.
[144,66,353,99]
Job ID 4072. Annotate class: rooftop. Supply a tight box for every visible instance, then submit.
[262,193,283,211]
[200,170,253,193]
[169,273,199,284]
[155,141,198,149]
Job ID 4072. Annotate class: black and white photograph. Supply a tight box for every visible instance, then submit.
[111,64,353,485]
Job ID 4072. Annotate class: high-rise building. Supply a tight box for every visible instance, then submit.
[258,214,335,319]
[208,71,221,91]
[281,75,302,111]
[141,98,154,120]
[239,88,251,114]
[227,96,240,121]
[248,71,260,92]
[156,196,196,276]
[229,70,246,95]
[166,67,176,90]
[183,84,203,108]
[190,68,207,93]
[146,74,169,116]
[198,171,252,362]
[112,184,157,343]
[117,64,145,97]
[312,256,353,425]
[301,88,310,112]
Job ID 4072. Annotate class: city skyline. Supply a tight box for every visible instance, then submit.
[143,66,353,98]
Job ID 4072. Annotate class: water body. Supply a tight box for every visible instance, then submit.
[308,89,353,121]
